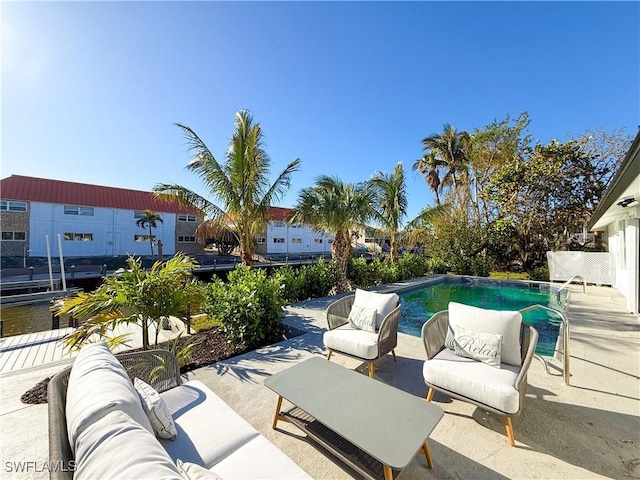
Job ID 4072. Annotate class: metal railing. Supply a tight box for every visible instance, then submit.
[519,304,571,386]
[555,275,586,303]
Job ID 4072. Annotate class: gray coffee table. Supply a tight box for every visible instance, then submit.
[264,357,444,480]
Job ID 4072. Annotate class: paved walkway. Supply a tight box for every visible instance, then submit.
[0,282,638,479]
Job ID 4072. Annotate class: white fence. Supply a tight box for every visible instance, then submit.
[547,251,616,285]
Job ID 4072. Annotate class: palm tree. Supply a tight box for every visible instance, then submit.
[412,152,443,205]
[135,209,163,256]
[57,253,204,351]
[422,124,470,199]
[370,163,408,262]
[288,175,374,293]
[154,110,300,266]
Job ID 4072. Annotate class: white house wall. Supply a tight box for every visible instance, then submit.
[604,211,639,314]
[29,202,177,257]
[265,223,334,255]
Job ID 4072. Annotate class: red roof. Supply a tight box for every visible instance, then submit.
[267,206,292,222]
[0,175,200,215]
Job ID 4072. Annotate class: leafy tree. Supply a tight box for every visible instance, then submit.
[155,110,300,266]
[135,209,163,256]
[289,175,374,293]
[56,253,205,351]
[369,162,408,262]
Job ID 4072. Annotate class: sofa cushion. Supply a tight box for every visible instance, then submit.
[423,348,521,414]
[446,302,522,366]
[353,289,399,329]
[74,409,182,480]
[65,342,153,451]
[212,435,311,479]
[135,377,178,440]
[323,324,379,360]
[348,305,377,333]
[176,460,222,480]
[159,380,259,469]
[452,325,502,368]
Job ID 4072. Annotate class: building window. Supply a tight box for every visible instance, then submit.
[1,231,26,241]
[291,238,302,244]
[134,211,146,219]
[1,201,27,212]
[314,238,323,244]
[328,239,334,244]
[134,234,155,242]
[177,236,196,243]
[272,221,286,228]
[64,205,94,216]
[64,233,93,241]
[273,238,285,244]
[178,214,197,222]
[290,224,301,229]
[256,237,266,244]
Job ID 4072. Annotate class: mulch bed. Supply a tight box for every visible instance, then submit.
[20,324,304,405]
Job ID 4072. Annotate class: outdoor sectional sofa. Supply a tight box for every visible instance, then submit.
[48,342,311,479]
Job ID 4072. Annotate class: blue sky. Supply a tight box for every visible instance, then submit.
[2,1,638,222]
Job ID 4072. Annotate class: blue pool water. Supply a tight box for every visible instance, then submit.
[399,279,564,356]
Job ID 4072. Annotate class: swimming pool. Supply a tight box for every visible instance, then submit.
[399,278,565,356]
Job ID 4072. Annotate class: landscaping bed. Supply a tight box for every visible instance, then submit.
[20,323,304,405]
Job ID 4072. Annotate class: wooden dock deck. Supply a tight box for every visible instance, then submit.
[0,319,187,374]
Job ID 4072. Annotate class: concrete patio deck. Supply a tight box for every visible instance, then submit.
[1,283,638,479]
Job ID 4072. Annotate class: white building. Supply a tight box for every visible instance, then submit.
[0,175,204,258]
[587,131,640,315]
[256,207,334,256]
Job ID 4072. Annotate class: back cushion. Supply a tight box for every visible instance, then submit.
[447,302,522,366]
[65,342,153,451]
[353,289,399,329]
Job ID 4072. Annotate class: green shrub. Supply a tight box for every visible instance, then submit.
[203,264,285,348]
[396,253,430,280]
[427,257,449,274]
[347,257,373,289]
[272,265,302,304]
[297,259,339,300]
[190,314,222,332]
[528,266,550,281]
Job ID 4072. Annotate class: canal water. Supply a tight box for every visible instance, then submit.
[1,302,73,338]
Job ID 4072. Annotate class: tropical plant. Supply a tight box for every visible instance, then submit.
[56,253,205,351]
[369,162,408,262]
[155,110,300,266]
[412,151,444,205]
[288,175,375,293]
[422,124,470,200]
[135,209,163,256]
[203,264,285,348]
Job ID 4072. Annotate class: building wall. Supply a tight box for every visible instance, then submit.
[175,215,204,255]
[604,210,639,314]
[28,202,182,257]
[0,205,30,257]
[259,222,334,255]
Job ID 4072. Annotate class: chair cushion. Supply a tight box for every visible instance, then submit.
[452,325,502,368]
[74,409,182,480]
[176,460,222,480]
[65,342,153,451]
[348,305,377,332]
[323,324,379,360]
[353,289,399,329]
[423,348,521,414]
[159,380,259,469]
[446,302,522,366]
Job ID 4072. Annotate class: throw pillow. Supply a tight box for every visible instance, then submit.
[348,305,378,332]
[176,460,222,480]
[447,302,522,366]
[134,377,177,441]
[352,289,400,329]
[452,325,503,368]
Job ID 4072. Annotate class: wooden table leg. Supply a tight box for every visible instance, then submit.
[272,395,284,429]
[383,464,393,480]
[421,440,434,469]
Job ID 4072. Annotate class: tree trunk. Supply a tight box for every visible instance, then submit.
[141,317,149,351]
[149,226,154,256]
[332,230,351,293]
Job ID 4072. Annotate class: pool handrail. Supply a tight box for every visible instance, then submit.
[555,275,586,303]
[519,304,570,386]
